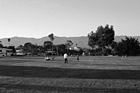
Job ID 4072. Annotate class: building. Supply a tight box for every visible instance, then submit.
[0,48,13,57]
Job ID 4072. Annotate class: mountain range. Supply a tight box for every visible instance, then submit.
[0,36,140,48]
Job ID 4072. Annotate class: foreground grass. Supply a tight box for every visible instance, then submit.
[0,65,140,93]
[0,56,140,93]
[0,65,140,79]
[0,76,140,93]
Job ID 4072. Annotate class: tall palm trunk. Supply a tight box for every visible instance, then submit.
[8,38,11,46]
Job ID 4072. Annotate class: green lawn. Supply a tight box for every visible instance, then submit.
[0,56,140,93]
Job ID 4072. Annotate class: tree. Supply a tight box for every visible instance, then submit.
[37,45,44,54]
[17,45,24,49]
[48,33,54,42]
[88,24,115,48]
[44,41,53,51]
[55,44,67,55]
[0,41,3,48]
[115,36,140,56]
[0,44,3,48]
[23,42,33,54]
[8,38,11,46]
[65,40,73,49]
[48,33,54,51]
[88,31,98,49]
[31,44,40,55]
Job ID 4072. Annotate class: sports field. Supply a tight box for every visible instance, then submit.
[0,56,140,93]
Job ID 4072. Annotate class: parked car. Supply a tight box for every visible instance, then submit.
[16,49,25,56]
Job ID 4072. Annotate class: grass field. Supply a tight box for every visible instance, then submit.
[0,56,140,93]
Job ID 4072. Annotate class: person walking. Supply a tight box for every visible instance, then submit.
[64,53,68,63]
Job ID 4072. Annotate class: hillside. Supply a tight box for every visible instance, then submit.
[0,36,140,48]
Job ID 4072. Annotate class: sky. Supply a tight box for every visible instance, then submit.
[0,0,140,38]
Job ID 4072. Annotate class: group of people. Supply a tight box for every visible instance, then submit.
[64,53,80,63]
[45,53,80,63]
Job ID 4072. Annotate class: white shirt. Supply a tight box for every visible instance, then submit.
[64,53,68,59]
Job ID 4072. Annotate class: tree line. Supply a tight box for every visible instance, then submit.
[88,24,140,56]
[1,24,140,56]
[0,33,83,56]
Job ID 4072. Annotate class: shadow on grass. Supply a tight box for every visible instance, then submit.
[0,65,140,80]
[0,84,140,93]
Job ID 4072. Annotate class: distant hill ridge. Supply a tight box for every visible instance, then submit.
[0,36,140,48]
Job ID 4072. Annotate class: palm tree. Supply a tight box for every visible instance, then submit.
[8,38,11,46]
[65,40,73,53]
[76,44,78,47]
[48,33,54,51]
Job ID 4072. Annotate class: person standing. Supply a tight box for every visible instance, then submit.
[77,55,79,60]
[64,53,68,63]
